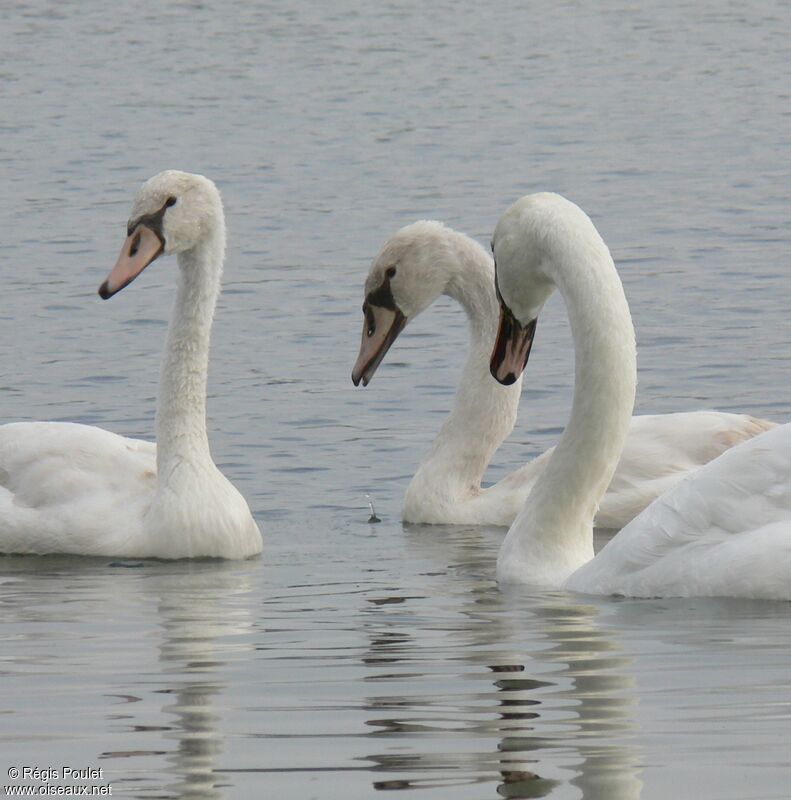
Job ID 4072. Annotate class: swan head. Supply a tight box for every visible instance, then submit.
[352,221,458,387]
[489,193,577,385]
[98,170,223,299]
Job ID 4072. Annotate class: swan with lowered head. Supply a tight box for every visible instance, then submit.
[0,170,262,559]
[352,221,773,527]
[491,192,789,599]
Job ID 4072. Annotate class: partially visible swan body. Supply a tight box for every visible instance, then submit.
[491,193,789,600]
[567,422,791,599]
[0,171,262,559]
[351,221,773,527]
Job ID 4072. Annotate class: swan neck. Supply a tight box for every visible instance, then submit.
[499,237,636,585]
[155,229,224,476]
[409,234,522,498]
[443,237,501,341]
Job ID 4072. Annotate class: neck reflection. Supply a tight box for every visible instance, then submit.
[360,525,643,799]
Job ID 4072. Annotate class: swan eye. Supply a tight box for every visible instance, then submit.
[386,266,397,279]
[165,196,177,208]
[129,231,141,257]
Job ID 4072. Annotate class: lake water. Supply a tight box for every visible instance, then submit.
[1,1,791,798]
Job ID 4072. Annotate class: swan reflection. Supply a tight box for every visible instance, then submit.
[359,524,643,798]
[108,560,255,799]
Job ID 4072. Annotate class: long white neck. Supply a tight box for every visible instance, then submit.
[407,234,522,501]
[155,228,225,480]
[497,235,636,586]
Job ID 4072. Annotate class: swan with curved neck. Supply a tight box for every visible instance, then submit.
[0,171,262,559]
[352,221,773,528]
[491,193,789,600]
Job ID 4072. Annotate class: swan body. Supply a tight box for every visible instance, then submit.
[0,171,262,559]
[566,422,791,599]
[352,221,773,527]
[491,193,787,599]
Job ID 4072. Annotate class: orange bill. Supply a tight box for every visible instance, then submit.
[98,224,164,299]
[490,305,537,386]
[351,303,407,386]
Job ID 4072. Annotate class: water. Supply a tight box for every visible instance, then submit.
[1,1,791,797]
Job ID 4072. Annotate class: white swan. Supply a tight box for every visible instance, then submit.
[491,192,789,600]
[567,421,791,599]
[0,170,262,559]
[352,221,773,527]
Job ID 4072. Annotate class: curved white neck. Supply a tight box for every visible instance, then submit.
[155,230,224,479]
[408,234,522,498]
[498,237,636,585]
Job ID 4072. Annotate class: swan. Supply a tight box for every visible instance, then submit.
[0,170,262,559]
[351,221,773,527]
[491,192,789,600]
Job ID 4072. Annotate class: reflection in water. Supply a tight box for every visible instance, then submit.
[0,559,255,800]
[6,526,791,798]
[360,525,643,799]
[151,565,255,800]
[152,563,255,799]
[497,601,643,800]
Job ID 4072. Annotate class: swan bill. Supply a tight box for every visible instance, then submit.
[351,304,407,386]
[490,306,537,386]
[99,224,164,299]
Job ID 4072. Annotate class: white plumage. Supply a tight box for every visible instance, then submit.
[0,171,262,559]
[353,220,773,528]
[492,192,788,599]
[568,423,791,599]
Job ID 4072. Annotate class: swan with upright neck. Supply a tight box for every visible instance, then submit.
[0,171,262,559]
[352,221,773,528]
[491,193,789,599]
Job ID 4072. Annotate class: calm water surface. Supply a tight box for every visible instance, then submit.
[1,1,791,798]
